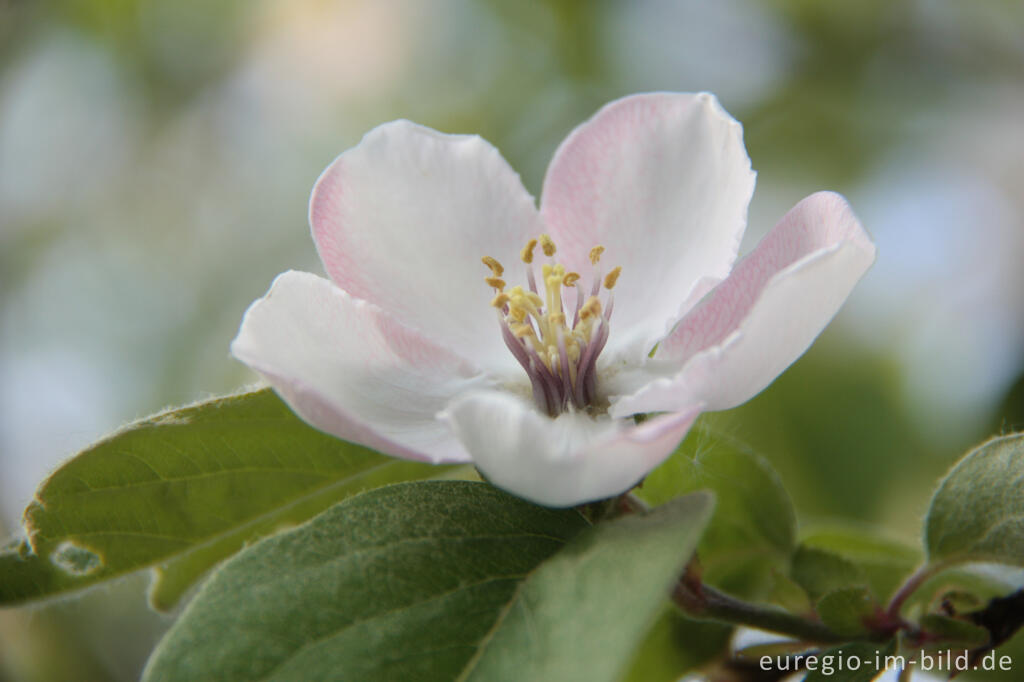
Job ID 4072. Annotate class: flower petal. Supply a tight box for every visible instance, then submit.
[539,92,756,357]
[231,270,487,463]
[611,192,875,416]
[441,391,702,507]
[310,120,542,374]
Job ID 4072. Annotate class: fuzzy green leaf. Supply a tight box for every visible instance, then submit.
[621,606,731,682]
[925,433,1024,566]
[816,586,878,638]
[800,525,920,601]
[791,545,867,601]
[919,614,990,648]
[461,491,714,682]
[143,482,714,682]
[0,388,447,609]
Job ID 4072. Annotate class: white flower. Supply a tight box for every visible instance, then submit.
[231,92,875,507]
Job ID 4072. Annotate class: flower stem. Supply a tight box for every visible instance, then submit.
[673,576,847,644]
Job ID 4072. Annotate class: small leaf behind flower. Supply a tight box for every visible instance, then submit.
[638,423,796,598]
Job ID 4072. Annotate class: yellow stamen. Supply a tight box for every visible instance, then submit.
[578,296,602,320]
[603,266,622,290]
[511,323,535,338]
[483,236,621,407]
[520,239,537,264]
[539,234,557,257]
[481,256,504,277]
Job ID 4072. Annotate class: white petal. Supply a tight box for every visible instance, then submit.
[442,391,702,507]
[611,192,875,416]
[231,270,487,463]
[310,120,542,374]
[539,92,756,358]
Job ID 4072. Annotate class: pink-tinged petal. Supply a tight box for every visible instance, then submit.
[611,192,875,417]
[231,270,487,463]
[311,120,542,374]
[441,391,703,507]
[539,92,756,358]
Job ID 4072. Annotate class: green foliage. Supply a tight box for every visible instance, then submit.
[143,482,714,682]
[925,433,1024,566]
[791,545,867,601]
[800,526,920,601]
[919,614,990,649]
[908,568,1020,616]
[0,388,447,609]
[621,606,732,682]
[638,424,796,597]
[816,586,878,638]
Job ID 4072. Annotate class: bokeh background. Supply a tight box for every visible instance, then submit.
[2,1,1023,679]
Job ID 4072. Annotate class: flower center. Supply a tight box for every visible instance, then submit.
[483,235,621,417]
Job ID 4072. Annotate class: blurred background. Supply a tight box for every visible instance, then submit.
[1,0,1023,679]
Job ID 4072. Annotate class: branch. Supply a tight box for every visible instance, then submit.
[673,576,847,644]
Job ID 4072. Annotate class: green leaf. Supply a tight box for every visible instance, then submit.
[143,481,715,682]
[638,424,796,598]
[0,388,447,609]
[919,614,990,648]
[461,491,714,682]
[802,640,897,682]
[801,525,921,600]
[816,586,878,638]
[621,606,731,682]
[926,433,1024,566]
[791,545,868,601]
[908,567,1020,616]
[767,568,813,614]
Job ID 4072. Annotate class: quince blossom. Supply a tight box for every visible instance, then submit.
[231,92,875,507]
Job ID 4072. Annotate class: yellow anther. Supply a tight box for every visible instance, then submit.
[567,343,581,363]
[520,239,537,264]
[511,323,535,338]
[481,256,504,277]
[482,239,620,411]
[603,266,622,290]
[539,234,557,257]
[579,296,602,320]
